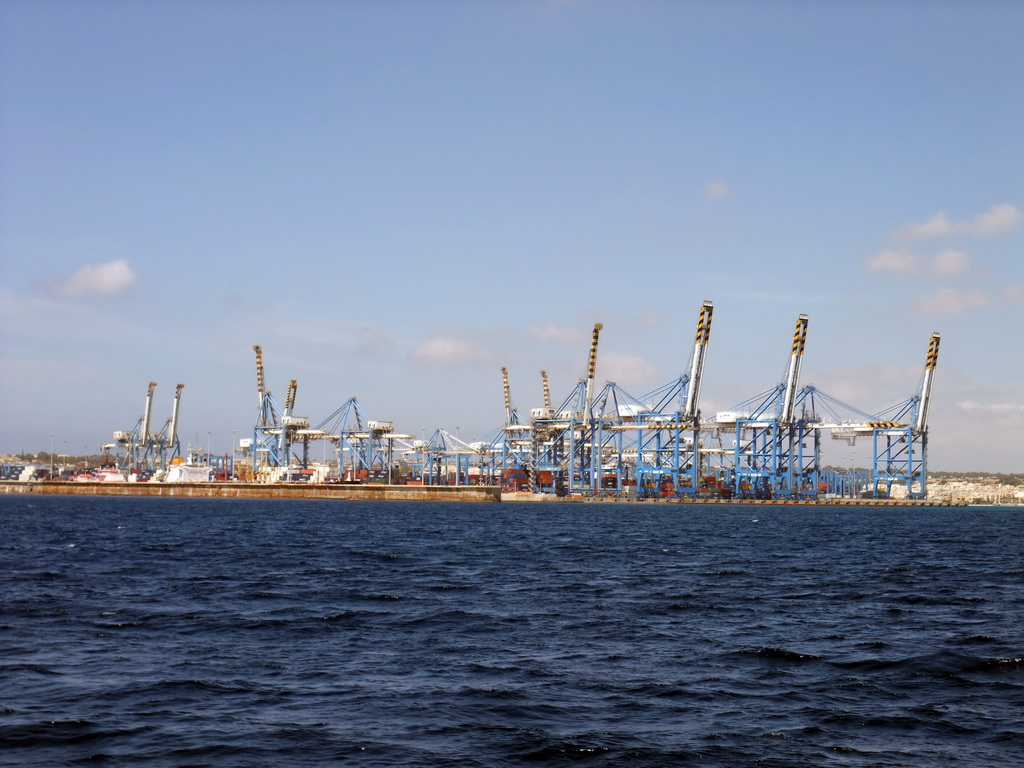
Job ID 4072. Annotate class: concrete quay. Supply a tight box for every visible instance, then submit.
[1,482,968,506]
[0,481,501,503]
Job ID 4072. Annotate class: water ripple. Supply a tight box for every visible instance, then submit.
[2,496,1022,767]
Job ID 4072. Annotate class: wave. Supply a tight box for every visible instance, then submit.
[735,647,822,662]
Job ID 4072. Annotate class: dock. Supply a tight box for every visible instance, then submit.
[0,482,962,506]
[0,481,501,503]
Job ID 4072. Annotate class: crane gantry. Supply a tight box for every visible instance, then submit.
[250,345,314,481]
[116,308,940,496]
[724,314,818,500]
[113,381,185,475]
[866,332,941,499]
[630,300,715,498]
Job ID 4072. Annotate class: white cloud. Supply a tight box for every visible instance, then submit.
[50,259,138,298]
[527,324,587,344]
[894,212,956,240]
[957,400,1024,413]
[893,203,1022,240]
[410,336,493,366]
[913,288,987,315]
[866,248,972,280]
[353,331,397,360]
[866,248,920,275]
[912,283,1024,314]
[635,312,666,329]
[598,352,658,390]
[912,288,991,315]
[929,249,971,278]
[704,181,730,200]
[1000,284,1024,303]
[277,319,398,361]
[970,203,1023,236]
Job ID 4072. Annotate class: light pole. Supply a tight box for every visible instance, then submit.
[49,433,54,479]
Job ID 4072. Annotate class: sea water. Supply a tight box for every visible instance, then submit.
[2,496,1022,766]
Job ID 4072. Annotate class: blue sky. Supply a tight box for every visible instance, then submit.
[1,0,1021,472]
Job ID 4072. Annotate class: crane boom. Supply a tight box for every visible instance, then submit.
[540,370,551,410]
[780,314,809,425]
[285,379,298,415]
[141,381,157,443]
[501,367,512,426]
[253,345,267,426]
[683,301,714,422]
[583,323,603,421]
[253,345,265,401]
[914,332,941,433]
[168,384,184,448]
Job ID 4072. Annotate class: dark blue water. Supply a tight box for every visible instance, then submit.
[2,496,1022,767]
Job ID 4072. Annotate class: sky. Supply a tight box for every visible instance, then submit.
[1,0,1022,472]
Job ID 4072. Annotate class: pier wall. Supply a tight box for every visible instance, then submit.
[0,481,501,503]
[0,482,957,506]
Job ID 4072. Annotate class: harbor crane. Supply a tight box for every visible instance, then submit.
[570,322,606,493]
[525,322,606,494]
[807,332,941,499]
[247,348,331,481]
[250,345,315,480]
[163,383,184,468]
[630,300,714,498]
[728,314,819,499]
[250,345,284,478]
[415,427,476,486]
[494,366,531,477]
[113,382,156,472]
[314,397,409,482]
[113,382,185,474]
[140,380,156,458]
[486,308,941,501]
[867,332,940,499]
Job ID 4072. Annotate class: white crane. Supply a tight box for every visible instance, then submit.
[914,332,941,434]
[683,301,714,423]
[140,381,157,446]
[167,384,183,457]
[583,323,603,422]
[779,314,809,426]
